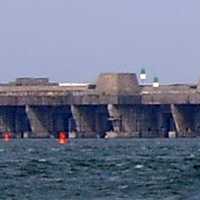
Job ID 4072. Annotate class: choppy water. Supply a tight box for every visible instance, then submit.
[1,139,200,200]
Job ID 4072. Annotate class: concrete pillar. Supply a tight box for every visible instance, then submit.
[107,104,160,138]
[71,105,96,138]
[71,105,110,138]
[171,104,194,137]
[157,111,166,137]
[107,104,122,133]
[108,105,139,137]
[192,105,200,136]
[26,105,54,138]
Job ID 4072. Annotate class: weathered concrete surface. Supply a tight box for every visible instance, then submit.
[107,104,161,138]
[107,104,139,137]
[0,73,200,138]
[26,105,72,138]
[0,82,197,106]
[171,104,195,137]
[141,85,197,104]
[96,73,140,95]
[192,105,200,137]
[0,94,142,106]
[26,106,54,138]
[71,105,110,138]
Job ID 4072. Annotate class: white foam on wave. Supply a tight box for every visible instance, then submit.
[116,163,126,167]
[118,185,128,190]
[189,153,195,158]
[134,164,144,169]
[38,159,47,162]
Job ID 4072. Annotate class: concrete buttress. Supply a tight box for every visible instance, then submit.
[107,104,160,138]
[71,105,110,138]
[26,105,54,138]
[171,104,195,137]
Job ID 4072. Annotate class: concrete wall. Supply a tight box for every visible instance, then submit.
[0,73,200,138]
[96,73,140,95]
[71,105,110,138]
[26,105,72,138]
[26,106,54,138]
[0,103,199,138]
[171,104,196,137]
[107,104,161,138]
[0,106,31,138]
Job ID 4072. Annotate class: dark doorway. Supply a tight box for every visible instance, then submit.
[161,113,176,137]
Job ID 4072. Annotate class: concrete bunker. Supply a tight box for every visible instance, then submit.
[96,73,140,95]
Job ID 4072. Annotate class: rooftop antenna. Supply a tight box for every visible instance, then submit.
[153,77,160,88]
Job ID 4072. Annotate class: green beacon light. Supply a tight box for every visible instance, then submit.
[153,77,159,88]
[140,68,146,81]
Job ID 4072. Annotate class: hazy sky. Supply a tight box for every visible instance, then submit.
[0,0,200,84]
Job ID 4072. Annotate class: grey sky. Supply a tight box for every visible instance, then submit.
[0,0,200,84]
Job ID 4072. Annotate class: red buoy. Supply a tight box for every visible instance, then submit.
[3,132,12,142]
[58,132,68,144]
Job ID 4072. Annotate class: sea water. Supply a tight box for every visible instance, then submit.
[0,139,200,200]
